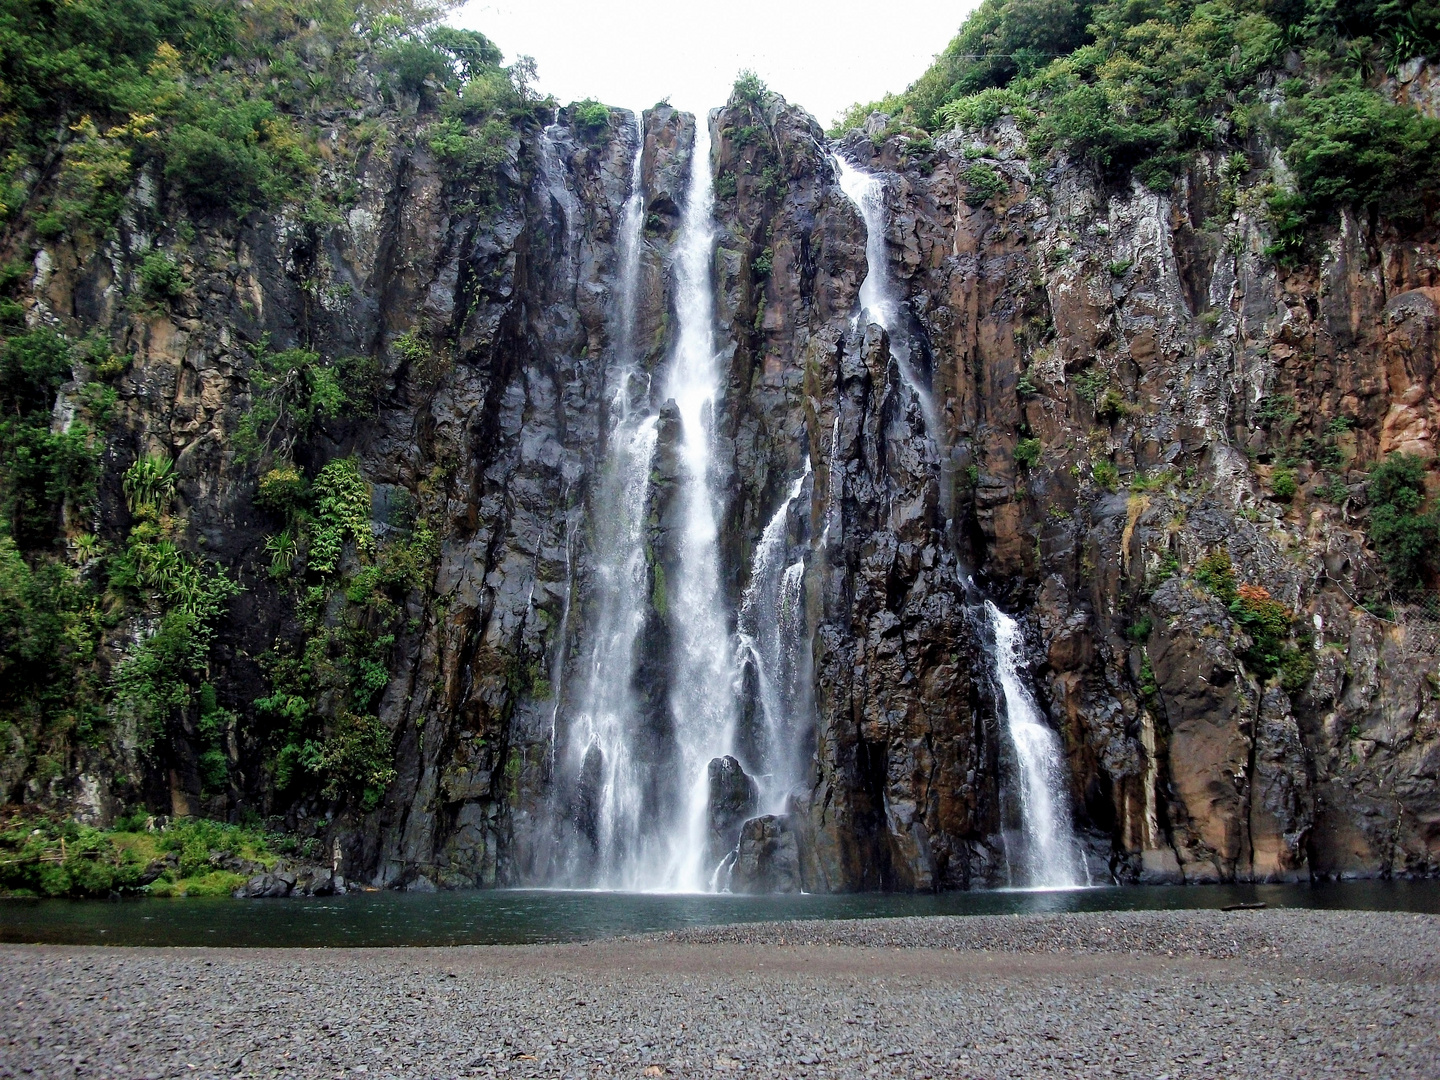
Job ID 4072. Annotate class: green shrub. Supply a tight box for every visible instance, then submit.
[1095,387,1128,423]
[235,347,348,465]
[828,0,1440,254]
[122,454,176,516]
[426,26,503,80]
[1195,549,1237,603]
[1126,615,1153,642]
[163,123,267,214]
[571,99,611,133]
[1015,437,1042,469]
[255,465,308,519]
[0,538,104,743]
[963,162,1006,206]
[1264,78,1440,261]
[1231,582,1294,681]
[303,710,396,809]
[426,116,514,192]
[0,330,103,546]
[381,39,455,97]
[1278,643,1317,693]
[1073,367,1108,405]
[138,252,184,303]
[1367,452,1439,594]
[1092,459,1119,491]
[934,87,1028,132]
[1255,394,1299,424]
[733,69,768,105]
[1271,466,1297,500]
[307,458,373,575]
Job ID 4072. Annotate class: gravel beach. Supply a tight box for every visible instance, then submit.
[1,909,1436,1079]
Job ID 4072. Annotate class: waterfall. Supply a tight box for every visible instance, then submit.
[984,600,1086,889]
[658,113,736,892]
[539,122,581,281]
[737,465,812,814]
[831,155,941,440]
[557,117,660,888]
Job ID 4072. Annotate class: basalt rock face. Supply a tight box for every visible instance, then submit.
[13,71,1440,889]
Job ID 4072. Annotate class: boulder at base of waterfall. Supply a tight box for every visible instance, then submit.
[730,814,802,893]
[707,756,758,864]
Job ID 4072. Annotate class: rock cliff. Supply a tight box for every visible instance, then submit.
[5,32,1439,890]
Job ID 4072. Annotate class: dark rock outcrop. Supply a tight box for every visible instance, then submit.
[729,815,802,894]
[706,756,758,866]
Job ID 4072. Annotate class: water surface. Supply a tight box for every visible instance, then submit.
[2,880,1436,948]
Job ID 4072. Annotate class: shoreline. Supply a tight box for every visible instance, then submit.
[2,909,1437,1078]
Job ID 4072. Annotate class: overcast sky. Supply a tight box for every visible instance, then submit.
[450,0,976,127]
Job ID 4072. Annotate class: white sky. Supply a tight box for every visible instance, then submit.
[449,0,977,128]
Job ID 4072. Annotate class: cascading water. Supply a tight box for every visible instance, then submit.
[657,113,737,892]
[984,600,1087,889]
[831,155,941,440]
[736,465,811,814]
[556,117,660,888]
[539,121,581,280]
[838,153,1079,890]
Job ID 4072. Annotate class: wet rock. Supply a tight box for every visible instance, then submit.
[729,815,802,893]
[706,756,758,866]
[234,872,293,899]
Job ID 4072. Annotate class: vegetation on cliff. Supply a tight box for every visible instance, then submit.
[0,0,538,833]
[833,0,1440,258]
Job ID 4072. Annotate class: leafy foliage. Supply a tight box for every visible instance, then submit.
[829,0,1440,249]
[571,99,611,134]
[307,458,374,575]
[235,346,358,465]
[0,330,102,547]
[2,1,540,229]
[1192,550,1311,687]
[733,69,769,105]
[0,812,277,898]
[123,454,177,515]
[963,162,1007,205]
[1366,452,1439,594]
[1015,437,1042,469]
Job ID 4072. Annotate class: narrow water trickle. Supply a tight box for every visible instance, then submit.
[737,464,812,815]
[659,113,737,892]
[539,121,581,281]
[985,601,1087,889]
[831,154,941,440]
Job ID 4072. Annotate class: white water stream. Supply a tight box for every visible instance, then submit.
[657,113,738,891]
[737,465,811,815]
[559,117,660,888]
[831,155,941,440]
[985,601,1087,889]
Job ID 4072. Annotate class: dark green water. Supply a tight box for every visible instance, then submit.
[2,880,1437,947]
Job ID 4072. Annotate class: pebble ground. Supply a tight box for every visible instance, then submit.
[1,909,1436,1079]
